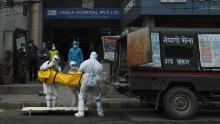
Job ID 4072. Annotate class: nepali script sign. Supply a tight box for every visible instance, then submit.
[102,36,119,61]
[43,8,121,20]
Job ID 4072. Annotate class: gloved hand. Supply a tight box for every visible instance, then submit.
[47,62,53,68]
[77,71,82,74]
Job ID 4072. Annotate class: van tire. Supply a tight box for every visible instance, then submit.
[163,87,197,120]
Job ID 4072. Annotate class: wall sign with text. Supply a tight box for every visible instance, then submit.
[102,36,119,61]
[43,8,121,20]
[160,32,199,71]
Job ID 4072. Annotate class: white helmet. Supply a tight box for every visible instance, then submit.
[69,61,77,66]
[90,51,97,60]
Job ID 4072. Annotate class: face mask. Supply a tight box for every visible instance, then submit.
[73,45,77,48]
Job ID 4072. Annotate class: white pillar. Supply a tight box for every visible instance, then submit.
[30,0,42,47]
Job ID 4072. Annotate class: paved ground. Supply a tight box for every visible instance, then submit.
[0,84,145,110]
[0,109,220,124]
[1,84,220,124]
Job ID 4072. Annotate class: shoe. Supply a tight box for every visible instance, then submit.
[74,111,84,117]
[97,111,104,117]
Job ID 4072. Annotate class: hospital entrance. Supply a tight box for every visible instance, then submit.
[43,20,120,106]
[44,20,120,62]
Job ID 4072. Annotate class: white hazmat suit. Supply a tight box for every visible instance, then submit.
[40,55,61,108]
[68,61,79,107]
[75,51,104,117]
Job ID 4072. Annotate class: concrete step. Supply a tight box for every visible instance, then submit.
[0,84,42,95]
[0,83,118,95]
[0,94,150,110]
[0,83,150,110]
[0,95,45,110]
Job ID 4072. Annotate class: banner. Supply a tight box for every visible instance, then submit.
[198,34,220,67]
[102,36,119,61]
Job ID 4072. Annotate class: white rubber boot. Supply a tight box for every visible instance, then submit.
[74,111,84,117]
[96,101,104,117]
[46,100,52,108]
[52,99,56,107]
[97,111,104,117]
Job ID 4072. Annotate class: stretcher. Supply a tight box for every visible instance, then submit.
[38,68,82,87]
[21,107,89,116]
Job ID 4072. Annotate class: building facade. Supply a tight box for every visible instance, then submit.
[122,0,220,28]
[0,0,121,84]
[42,0,121,60]
[0,0,28,63]
[121,0,220,71]
[0,0,29,83]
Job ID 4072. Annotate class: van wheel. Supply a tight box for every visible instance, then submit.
[163,87,197,120]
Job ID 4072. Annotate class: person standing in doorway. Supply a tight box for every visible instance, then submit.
[27,40,38,82]
[49,43,59,60]
[17,43,27,84]
[38,42,50,67]
[68,40,83,68]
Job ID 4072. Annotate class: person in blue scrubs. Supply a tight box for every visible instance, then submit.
[68,41,83,68]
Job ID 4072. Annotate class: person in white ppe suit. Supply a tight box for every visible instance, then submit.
[68,61,79,106]
[40,55,61,108]
[68,61,78,74]
[75,51,104,117]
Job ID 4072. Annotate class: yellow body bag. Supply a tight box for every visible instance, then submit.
[38,69,82,87]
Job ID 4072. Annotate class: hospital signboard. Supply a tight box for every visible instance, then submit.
[43,8,121,20]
